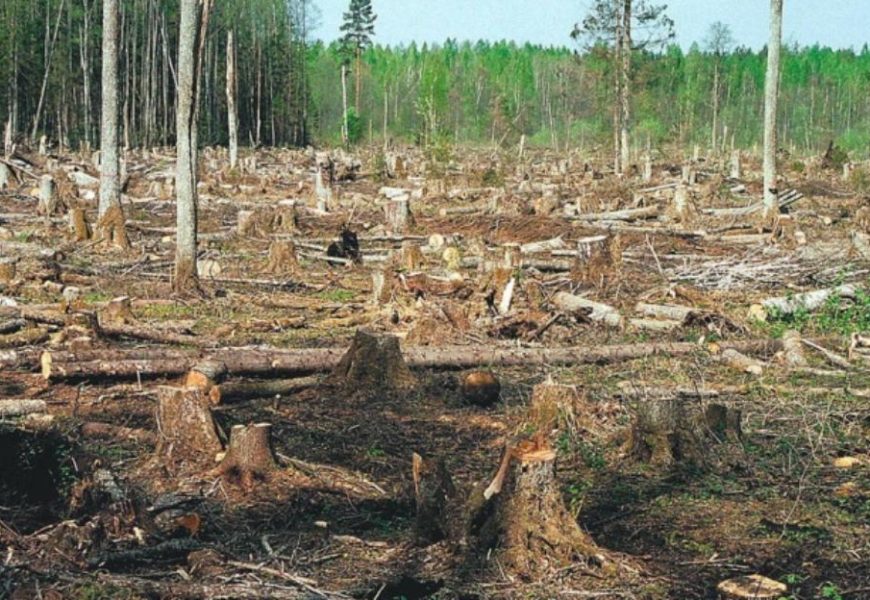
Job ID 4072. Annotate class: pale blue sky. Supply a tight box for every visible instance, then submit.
[312,0,869,50]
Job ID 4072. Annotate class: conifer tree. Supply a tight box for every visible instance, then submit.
[340,0,376,116]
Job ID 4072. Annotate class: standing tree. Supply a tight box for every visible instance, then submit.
[572,0,674,175]
[226,29,238,169]
[763,0,784,223]
[99,0,121,218]
[175,0,212,292]
[340,0,376,116]
[96,0,129,249]
[704,22,734,154]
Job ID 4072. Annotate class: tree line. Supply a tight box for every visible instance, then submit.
[1,1,868,159]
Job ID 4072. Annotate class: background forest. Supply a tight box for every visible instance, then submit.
[2,0,869,157]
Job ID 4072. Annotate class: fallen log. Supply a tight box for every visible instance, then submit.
[551,291,624,328]
[762,284,857,316]
[212,376,320,403]
[0,399,47,417]
[41,339,783,381]
[570,205,658,222]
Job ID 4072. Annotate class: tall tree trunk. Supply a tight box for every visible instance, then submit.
[341,63,349,146]
[99,0,121,217]
[226,29,238,169]
[31,0,67,141]
[763,0,784,222]
[174,0,210,293]
[619,0,632,174]
[355,45,362,114]
[711,60,720,153]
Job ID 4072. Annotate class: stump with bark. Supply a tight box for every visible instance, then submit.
[265,240,300,275]
[219,423,277,491]
[572,234,622,288]
[471,436,600,579]
[69,208,91,241]
[627,398,743,468]
[326,329,416,391]
[155,387,221,469]
[38,175,58,216]
[98,296,134,326]
[412,453,456,545]
[94,205,130,249]
[384,196,413,233]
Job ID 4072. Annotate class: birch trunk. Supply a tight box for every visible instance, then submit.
[619,0,632,174]
[99,0,121,218]
[226,30,238,169]
[762,0,784,222]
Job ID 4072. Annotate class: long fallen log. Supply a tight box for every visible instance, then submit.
[762,284,857,316]
[42,339,782,381]
[0,399,48,417]
[570,205,659,222]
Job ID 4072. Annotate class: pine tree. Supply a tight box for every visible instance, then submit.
[340,0,376,115]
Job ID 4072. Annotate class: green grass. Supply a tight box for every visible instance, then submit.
[765,286,870,336]
[316,289,357,303]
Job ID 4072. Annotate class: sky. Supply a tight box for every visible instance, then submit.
[312,0,869,50]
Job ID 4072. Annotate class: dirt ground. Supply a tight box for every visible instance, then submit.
[0,144,868,599]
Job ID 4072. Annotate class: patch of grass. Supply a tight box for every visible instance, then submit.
[138,303,197,320]
[316,289,356,303]
[765,287,870,336]
[83,291,111,304]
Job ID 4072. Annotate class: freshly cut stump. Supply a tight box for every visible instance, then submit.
[327,329,416,391]
[717,574,787,599]
[412,452,456,545]
[473,438,599,580]
[628,399,743,468]
[185,360,228,405]
[219,423,277,491]
[98,296,134,326]
[155,387,221,469]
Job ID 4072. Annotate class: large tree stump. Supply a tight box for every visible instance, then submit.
[265,240,300,275]
[69,208,91,241]
[326,329,416,391]
[472,437,599,579]
[384,196,413,233]
[38,175,57,216]
[98,296,134,326]
[0,163,10,189]
[155,387,221,469]
[219,423,277,491]
[412,453,456,545]
[572,234,622,288]
[627,399,743,468]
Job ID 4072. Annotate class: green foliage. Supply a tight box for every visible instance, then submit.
[344,107,363,144]
[766,288,870,336]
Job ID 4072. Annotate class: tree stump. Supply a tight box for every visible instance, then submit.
[0,163,10,189]
[573,234,622,288]
[327,329,416,391]
[265,240,300,275]
[98,296,134,326]
[730,151,741,179]
[219,423,277,491]
[0,258,17,283]
[38,175,57,216]
[717,575,787,599]
[412,453,456,545]
[668,184,696,225]
[69,208,91,241]
[384,196,413,233]
[155,387,221,469]
[473,437,599,579]
[529,381,586,437]
[276,200,298,232]
[371,270,394,305]
[627,398,743,468]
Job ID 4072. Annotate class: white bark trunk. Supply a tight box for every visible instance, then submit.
[762,0,784,221]
[619,0,632,174]
[99,0,121,217]
[226,30,238,169]
[175,0,201,290]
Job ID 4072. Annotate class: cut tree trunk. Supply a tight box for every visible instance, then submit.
[412,452,456,545]
[40,340,783,381]
[384,196,412,233]
[326,329,416,391]
[265,240,299,275]
[38,175,57,216]
[97,296,134,326]
[0,399,47,417]
[212,376,319,404]
[552,291,623,328]
[627,398,742,468]
[69,207,91,241]
[219,422,277,491]
[155,386,221,469]
[471,436,600,579]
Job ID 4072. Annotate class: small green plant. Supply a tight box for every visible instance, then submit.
[316,288,356,302]
[366,446,386,458]
[821,583,843,600]
[765,286,870,336]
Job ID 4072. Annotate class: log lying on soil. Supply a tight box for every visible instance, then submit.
[0,399,47,417]
[212,376,320,404]
[552,291,623,327]
[720,348,765,375]
[80,421,157,445]
[761,284,856,316]
[42,339,783,381]
[570,205,658,222]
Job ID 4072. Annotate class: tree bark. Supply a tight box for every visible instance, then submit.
[226,30,239,169]
[155,386,221,469]
[99,0,121,218]
[762,0,784,223]
[219,423,277,491]
[619,0,632,174]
